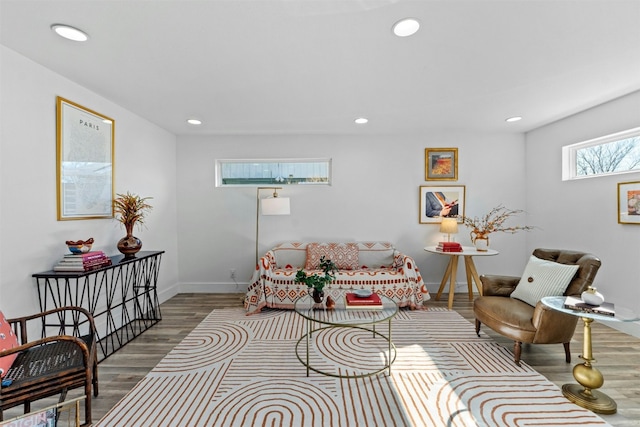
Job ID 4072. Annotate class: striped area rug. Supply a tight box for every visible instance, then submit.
[95,307,610,427]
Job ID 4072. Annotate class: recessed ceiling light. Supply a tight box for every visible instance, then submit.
[505,116,522,123]
[51,24,89,42]
[187,119,202,125]
[354,117,369,124]
[392,18,420,37]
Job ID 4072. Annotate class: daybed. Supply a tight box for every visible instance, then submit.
[244,242,429,315]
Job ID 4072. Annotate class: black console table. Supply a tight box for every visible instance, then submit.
[33,250,164,362]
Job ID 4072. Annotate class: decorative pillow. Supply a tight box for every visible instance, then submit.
[305,243,359,270]
[510,256,579,306]
[0,311,19,378]
[272,242,308,269]
[357,242,395,268]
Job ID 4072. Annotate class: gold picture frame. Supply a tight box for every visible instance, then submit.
[419,185,465,224]
[425,148,458,181]
[618,181,640,224]
[56,96,115,220]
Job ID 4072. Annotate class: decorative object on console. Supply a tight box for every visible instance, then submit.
[458,204,533,251]
[113,192,153,257]
[255,187,290,264]
[295,256,338,304]
[53,250,112,272]
[65,237,94,254]
[581,286,605,306]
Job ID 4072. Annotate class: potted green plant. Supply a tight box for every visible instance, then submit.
[295,256,338,303]
[113,192,153,257]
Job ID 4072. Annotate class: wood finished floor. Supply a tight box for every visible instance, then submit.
[6,293,638,426]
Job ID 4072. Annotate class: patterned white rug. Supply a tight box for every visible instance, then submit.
[95,307,610,427]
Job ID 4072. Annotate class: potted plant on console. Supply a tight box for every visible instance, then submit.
[295,256,338,304]
[113,191,153,258]
[458,204,533,251]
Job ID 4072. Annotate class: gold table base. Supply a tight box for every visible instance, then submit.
[562,384,617,415]
[562,316,617,414]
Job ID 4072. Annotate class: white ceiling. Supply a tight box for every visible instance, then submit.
[2,0,639,136]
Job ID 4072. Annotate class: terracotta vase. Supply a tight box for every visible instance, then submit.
[117,222,142,257]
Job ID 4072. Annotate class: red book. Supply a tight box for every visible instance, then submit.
[345,292,382,306]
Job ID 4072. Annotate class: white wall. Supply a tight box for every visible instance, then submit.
[176,132,528,293]
[0,46,180,317]
[525,90,640,336]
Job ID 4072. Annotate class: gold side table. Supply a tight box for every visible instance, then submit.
[541,296,640,414]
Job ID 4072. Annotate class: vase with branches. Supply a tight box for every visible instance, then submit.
[113,192,153,257]
[458,205,533,251]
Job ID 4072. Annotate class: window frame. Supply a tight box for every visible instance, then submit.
[562,126,640,181]
[215,158,332,187]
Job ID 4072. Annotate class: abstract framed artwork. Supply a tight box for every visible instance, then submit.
[419,185,465,224]
[618,181,640,224]
[56,96,115,220]
[425,148,458,181]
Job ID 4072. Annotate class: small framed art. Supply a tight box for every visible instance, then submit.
[425,148,458,181]
[618,181,640,224]
[419,185,465,224]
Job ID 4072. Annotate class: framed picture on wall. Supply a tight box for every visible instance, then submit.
[419,185,465,224]
[425,148,458,180]
[618,181,640,224]
[56,96,115,220]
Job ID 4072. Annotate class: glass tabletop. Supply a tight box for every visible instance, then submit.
[294,290,399,326]
[541,296,640,322]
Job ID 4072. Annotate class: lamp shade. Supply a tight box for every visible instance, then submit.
[439,218,458,234]
[261,197,290,215]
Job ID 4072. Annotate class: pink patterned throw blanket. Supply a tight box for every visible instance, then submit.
[244,242,429,314]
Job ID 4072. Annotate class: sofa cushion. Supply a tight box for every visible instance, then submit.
[305,243,359,270]
[0,310,19,378]
[357,242,395,268]
[272,242,308,269]
[510,255,579,307]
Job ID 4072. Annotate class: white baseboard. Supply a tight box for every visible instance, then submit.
[178,282,248,293]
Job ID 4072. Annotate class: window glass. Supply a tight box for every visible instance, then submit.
[216,159,331,186]
[562,127,640,180]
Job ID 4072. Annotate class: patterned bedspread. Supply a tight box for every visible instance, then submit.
[244,243,429,314]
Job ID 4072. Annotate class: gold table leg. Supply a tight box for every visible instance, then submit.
[562,317,617,414]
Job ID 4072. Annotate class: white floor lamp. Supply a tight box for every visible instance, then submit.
[255,187,290,265]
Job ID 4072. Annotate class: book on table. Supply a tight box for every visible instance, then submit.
[54,251,112,272]
[436,242,462,252]
[344,292,383,309]
[563,295,615,317]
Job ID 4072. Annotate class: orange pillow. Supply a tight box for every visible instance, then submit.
[305,243,359,270]
[0,311,19,378]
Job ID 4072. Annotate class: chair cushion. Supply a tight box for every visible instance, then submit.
[510,255,579,306]
[0,310,19,378]
[305,243,359,270]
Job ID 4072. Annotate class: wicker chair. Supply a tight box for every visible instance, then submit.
[0,306,98,426]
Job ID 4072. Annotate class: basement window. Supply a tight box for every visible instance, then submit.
[216,158,331,187]
[562,127,640,180]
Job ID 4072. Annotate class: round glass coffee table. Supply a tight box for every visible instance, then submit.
[541,296,640,414]
[294,290,398,378]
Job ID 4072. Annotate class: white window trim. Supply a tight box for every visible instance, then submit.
[562,126,640,181]
[215,158,332,187]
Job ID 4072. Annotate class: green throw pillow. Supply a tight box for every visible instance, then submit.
[510,255,579,306]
